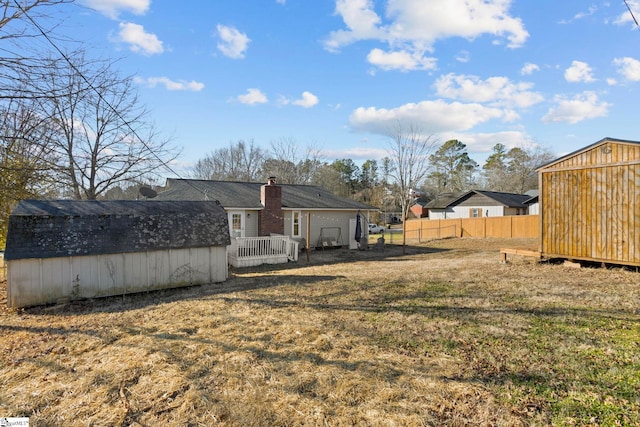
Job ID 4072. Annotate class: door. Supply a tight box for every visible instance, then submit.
[228,211,245,237]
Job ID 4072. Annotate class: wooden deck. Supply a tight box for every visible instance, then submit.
[500,248,542,263]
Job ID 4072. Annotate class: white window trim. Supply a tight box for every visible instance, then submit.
[292,210,301,237]
[229,211,244,237]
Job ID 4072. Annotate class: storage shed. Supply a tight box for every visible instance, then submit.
[5,199,230,307]
[537,137,640,266]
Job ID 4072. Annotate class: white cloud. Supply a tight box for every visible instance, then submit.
[292,91,319,108]
[559,5,597,24]
[134,77,205,91]
[520,62,539,75]
[278,91,319,108]
[324,0,385,52]
[366,48,437,71]
[117,22,163,55]
[614,56,640,81]
[349,99,506,135]
[434,73,544,108]
[216,24,251,59]
[462,131,534,154]
[323,146,389,161]
[564,60,596,83]
[542,91,610,124]
[324,0,529,70]
[81,0,150,19]
[456,50,470,63]
[614,0,640,26]
[237,88,268,105]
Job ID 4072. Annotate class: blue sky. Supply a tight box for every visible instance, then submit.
[52,0,640,173]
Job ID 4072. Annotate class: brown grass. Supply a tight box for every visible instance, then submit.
[0,238,639,426]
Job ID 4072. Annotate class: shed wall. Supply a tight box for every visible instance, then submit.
[540,141,640,266]
[7,246,228,308]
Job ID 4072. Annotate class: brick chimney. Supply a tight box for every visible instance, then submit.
[259,177,284,235]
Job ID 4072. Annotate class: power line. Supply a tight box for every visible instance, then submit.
[12,0,208,198]
[624,0,640,29]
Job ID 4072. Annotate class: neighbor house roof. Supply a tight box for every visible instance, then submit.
[523,190,539,205]
[424,192,463,209]
[4,199,230,261]
[427,190,530,209]
[156,179,378,211]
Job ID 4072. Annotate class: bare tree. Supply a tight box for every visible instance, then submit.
[386,122,438,250]
[0,1,71,37]
[191,139,265,181]
[0,95,61,245]
[29,50,178,199]
[0,1,74,100]
[262,137,323,184]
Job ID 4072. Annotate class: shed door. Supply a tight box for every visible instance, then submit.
[228,211,245,237]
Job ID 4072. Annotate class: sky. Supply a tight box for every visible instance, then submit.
[39,0,640,175]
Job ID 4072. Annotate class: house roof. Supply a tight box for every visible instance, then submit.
[156,178,378,211]
[4,199,230,261]
[536,137,640,171]
[426,190,530,209]
[523,190,539,204]
[424,192,463,209]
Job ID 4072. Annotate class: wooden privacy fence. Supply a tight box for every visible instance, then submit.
[404,215,539,242]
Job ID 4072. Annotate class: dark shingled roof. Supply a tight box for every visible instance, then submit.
[4,199,230,261]
[156,179,378,211]
[424,193,463,209]
[426,190,530,209]
[466,190,530,207]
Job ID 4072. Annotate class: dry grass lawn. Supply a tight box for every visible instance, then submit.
[0,237,639,426]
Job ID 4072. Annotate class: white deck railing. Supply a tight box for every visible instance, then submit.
[228,236,299,268]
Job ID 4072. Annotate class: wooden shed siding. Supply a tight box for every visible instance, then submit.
[540,140,640,266]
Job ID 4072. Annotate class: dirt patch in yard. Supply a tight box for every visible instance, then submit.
[1,237,638,426]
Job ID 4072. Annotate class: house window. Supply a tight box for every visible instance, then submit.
[292,211,301,237]
[470,208,483,218]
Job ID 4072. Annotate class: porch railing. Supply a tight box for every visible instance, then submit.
[228,236,299,268]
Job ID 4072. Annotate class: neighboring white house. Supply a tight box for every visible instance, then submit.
[4,200,230,308]
[523,190,539,215]
[426,190,532,219]
[155,177,379,251]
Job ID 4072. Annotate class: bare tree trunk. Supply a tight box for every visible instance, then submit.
[386,122,438,254]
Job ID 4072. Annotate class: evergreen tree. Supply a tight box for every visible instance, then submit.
[427,139,478,194]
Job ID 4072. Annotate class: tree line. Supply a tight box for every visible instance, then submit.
[188,135,554,223]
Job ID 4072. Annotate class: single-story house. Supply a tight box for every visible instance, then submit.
[155,177,379,250]
[4,199,230,307]
[409,199,430,218]
[426,190,531,219]
[523,190,539,215]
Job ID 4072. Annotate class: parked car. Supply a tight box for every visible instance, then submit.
[385,215,403,225]
[368,223,385,234]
